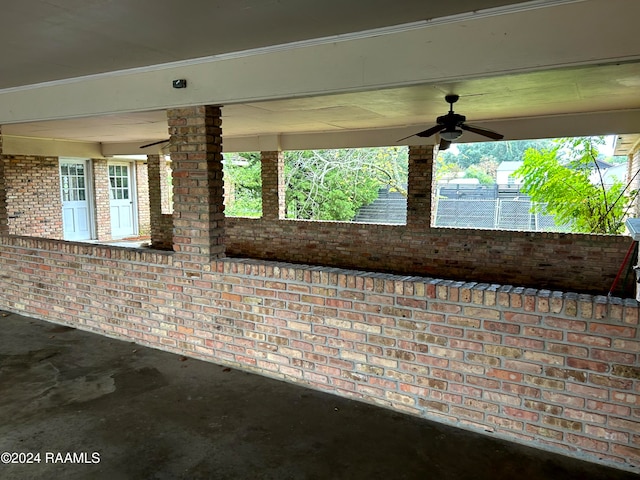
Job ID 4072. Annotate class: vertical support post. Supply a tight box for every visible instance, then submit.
[148,154,172,249]
[93,159,111,240]
[167,105,225,259]
[261,150,286,220]
[135,161,150,235]
[406,144,435,229]
[0,127,7,234]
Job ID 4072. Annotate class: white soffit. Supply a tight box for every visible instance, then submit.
[1,0,638,126]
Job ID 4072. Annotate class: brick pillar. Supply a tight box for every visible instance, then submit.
[261,150,285,220]
[161,159,172,213]
[167,105,225,259]
[148,154,172,249]
[0,127,7,234]
[93,159,111,240]
[135,161,150,235]
[406,145,435,229]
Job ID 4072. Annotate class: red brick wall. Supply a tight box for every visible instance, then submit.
[162,159,172,214]
[261,150,284,220]
[0,156,156,241]
[167,106,225,260]
[136,161,150,236]
[93,159,111,241]
[0,234,638,471]
[225,218,633,297]
[148,155,173,249]
[217,144,633,298]
[2,155,63,239]
[0,130,8,234]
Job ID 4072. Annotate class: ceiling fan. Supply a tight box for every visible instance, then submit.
[398,94,504,150]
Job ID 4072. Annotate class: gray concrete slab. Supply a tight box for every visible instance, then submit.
[0,310,638,480]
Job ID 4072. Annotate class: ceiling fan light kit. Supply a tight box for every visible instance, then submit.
[440,128,463,141]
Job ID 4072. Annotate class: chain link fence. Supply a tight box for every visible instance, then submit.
[433,198,572,232]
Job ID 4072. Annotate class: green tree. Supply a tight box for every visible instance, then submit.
[223,147,408,221]
[440,139,555,169]
[515,137,636,234]
[464,165,494,184]
[284,147,407,220]
[223,152,262,217]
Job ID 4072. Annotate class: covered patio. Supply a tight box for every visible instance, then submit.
[1,0,640,474]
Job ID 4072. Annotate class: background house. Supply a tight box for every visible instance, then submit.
[496,161,524,186]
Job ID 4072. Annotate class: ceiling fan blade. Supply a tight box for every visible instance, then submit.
[397,124,445,143]
[439,138,451,151]
[140,138,170,149]
[415,124,446,138]
[460,124,504,140]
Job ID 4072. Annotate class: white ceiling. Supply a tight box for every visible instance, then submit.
[0,0,532,89]
[1,0,640,154]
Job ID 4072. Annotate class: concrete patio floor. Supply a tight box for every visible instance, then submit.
[0,310,638,480]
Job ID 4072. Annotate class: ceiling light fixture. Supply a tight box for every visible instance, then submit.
[440,128,463,141]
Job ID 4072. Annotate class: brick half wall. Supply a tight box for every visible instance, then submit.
[0,234,638,471]
[225,218,634,297]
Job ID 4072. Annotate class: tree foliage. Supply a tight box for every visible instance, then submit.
[284,147,407,221]
[439,139,555,169]
[436,140,553,183]
[515,137,636,234]
[223,147,408,221]
[223,152,262,217]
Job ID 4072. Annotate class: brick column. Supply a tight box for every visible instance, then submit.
[161,159,172,213]
[167,105,225,259]
[135,161,150,235]
[0,127,7,234]
[147,154,172,249]
[261,150,285,220]
[93,159,111,240]
[406,145,435,229]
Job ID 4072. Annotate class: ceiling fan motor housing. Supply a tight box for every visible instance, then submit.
[437,113,466,127]
[444,94,460,104]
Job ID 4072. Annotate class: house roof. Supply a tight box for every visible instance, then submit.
[1,0,640,154]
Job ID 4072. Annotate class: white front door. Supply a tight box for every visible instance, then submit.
[60,160,92,241]
[109,163,136,238]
